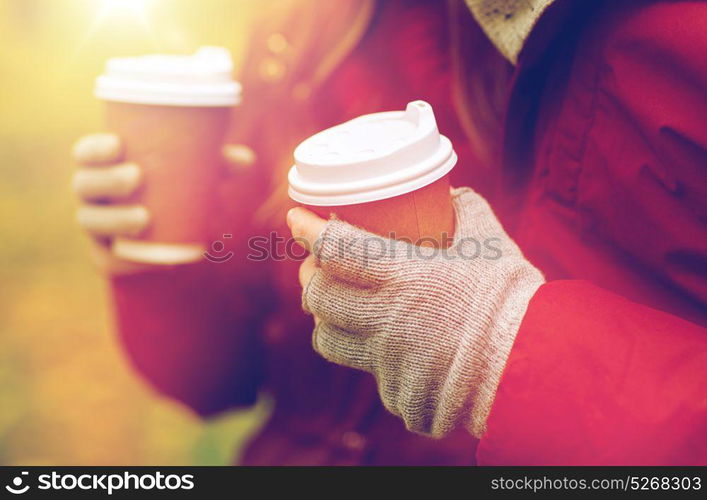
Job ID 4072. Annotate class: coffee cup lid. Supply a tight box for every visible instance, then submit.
[95,47,241,107]
[288,101,456,206]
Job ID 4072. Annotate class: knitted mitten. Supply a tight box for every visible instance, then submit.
[303,187,545,437]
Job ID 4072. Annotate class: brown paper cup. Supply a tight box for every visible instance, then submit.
[95,47,240,264]
[306,175,454,247]
[107,103,230,264]
[290,101,457,248]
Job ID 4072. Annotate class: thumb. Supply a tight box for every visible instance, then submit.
[287,207,328,254]
[222,144,257,174]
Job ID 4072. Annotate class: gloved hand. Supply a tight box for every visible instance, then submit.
[71,133,256,274]
[288,187,545,438]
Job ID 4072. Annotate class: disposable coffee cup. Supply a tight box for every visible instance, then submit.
[95,47,241,265]
[288,101,456,247]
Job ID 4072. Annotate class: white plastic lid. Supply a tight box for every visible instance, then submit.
[95,46,241,107]
[288,101,456,206]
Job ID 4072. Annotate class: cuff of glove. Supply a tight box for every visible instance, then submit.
[467,267,544,437]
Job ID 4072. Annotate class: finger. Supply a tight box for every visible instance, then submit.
[312,322,372,372]
[72,162,142,201]
[222,144,257,173]
[76,204,150,237]
[315,219,407,287]
[302,268,385,332]
[298,254,318,289]
[72,133,123,166]
[286,207,327,253]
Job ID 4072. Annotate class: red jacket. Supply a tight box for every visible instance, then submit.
[109,0,706,465]
[477,0,707,464]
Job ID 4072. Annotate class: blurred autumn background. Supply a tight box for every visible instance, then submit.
[0,0,269,465]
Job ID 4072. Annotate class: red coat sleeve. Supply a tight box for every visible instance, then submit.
[477,281,707,465]
[106,85,277,417]
[105,167,277,418]
[110,259,270,418]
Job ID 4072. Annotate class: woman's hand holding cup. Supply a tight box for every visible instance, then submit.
[72,133,151,275]
[71,133,256,275]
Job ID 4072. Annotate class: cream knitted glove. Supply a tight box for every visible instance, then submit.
[302,187,544,438]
